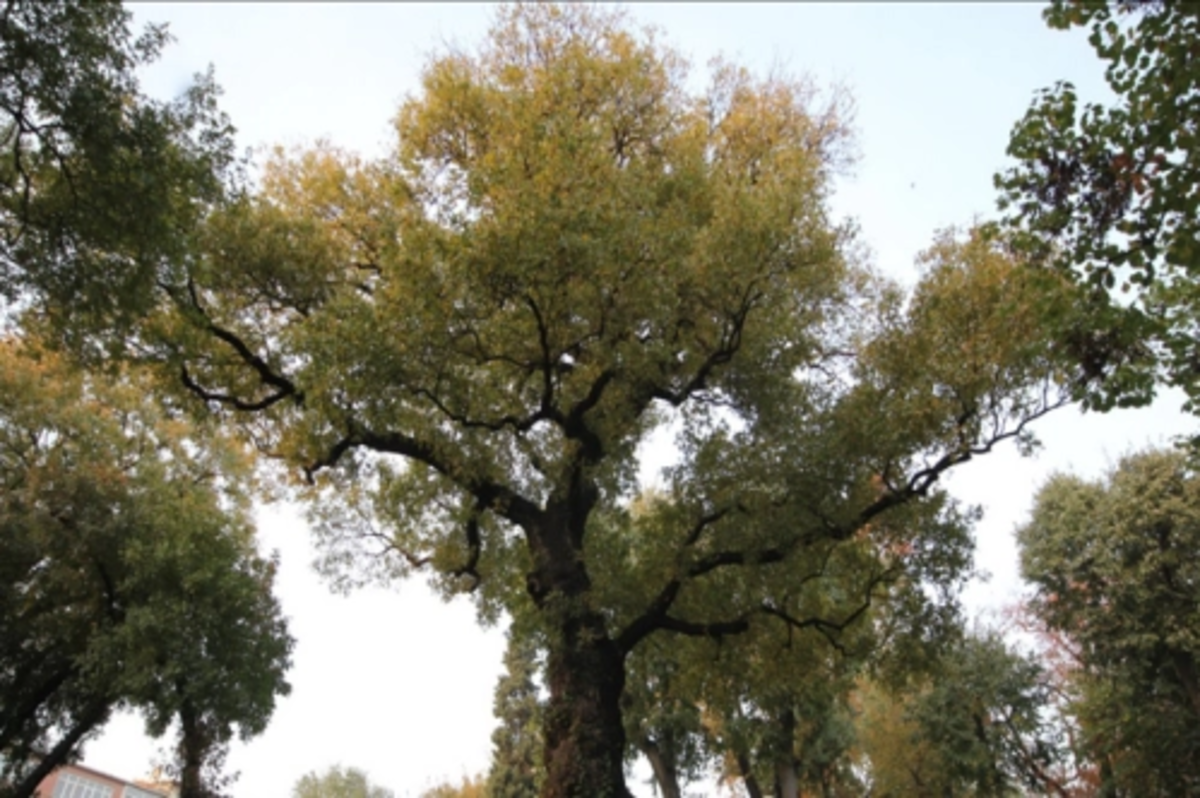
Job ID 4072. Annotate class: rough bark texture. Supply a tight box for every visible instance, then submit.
[527,491,632,798]
[541,616,630,798]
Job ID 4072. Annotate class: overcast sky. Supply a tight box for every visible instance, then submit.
[77,4,1190,797]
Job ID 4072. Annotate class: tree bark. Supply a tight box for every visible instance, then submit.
[539,608,630,798]
[177,697,221,798]
[774,760,799,798]
[179,704,204,798]
[640,737,682,798]
[527,492,632,798]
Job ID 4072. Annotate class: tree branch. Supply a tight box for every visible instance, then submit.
[448,500,485,591]
[657,614,751,639]
[303,423,542,530]
[617,507,733,652]
[171,279,302,411]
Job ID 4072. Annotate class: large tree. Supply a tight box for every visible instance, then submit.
[0,338,292,798]
[1018,449,1200,795]
[996,0,1200,423]
[38,5,1075,796]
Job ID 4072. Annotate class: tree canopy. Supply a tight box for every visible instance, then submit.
[0,5,285,793]
[856,631,1064,797]
[8,4,1082,796]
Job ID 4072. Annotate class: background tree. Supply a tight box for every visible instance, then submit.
[855,632,1065,797]
[0,0,234,341]
[420,775,487,798]
[487,631,543,798]
[1004,603,1104,794]
[38,4,1075,795]
[996,1,1200,424]
[293,765,395,798]
[0,338,293,798]
[1018,448,1200,795]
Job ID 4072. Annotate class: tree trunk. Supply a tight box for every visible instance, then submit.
[1171,651,1200,718]
[526,492,632,798]
[540,605,630,798]
[178,700,209,798]
[640,736,682,798]
[11,699,108,798]
[774,760,798,798]
[773,709,798,798]
[736,751,765,798]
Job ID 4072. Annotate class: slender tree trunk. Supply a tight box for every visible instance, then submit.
[527,492,631,798]
[773,709,798,798]
[736,750,765,798]
[178,699,210,798]
[1171,651,1200,718]
[11,699,108,798]
[640,737,682,798]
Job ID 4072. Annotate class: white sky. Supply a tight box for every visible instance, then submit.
[76,4,1191,797]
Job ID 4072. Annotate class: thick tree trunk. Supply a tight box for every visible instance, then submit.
[526,491,632,798]
[540,607,630,798]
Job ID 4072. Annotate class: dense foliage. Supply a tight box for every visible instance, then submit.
[1019,449,1200,795]
[0,0,233,344]
[6,5,1075,795]
[0,4,285,795]
[8,3,1156,796]
[0,339,292,798]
